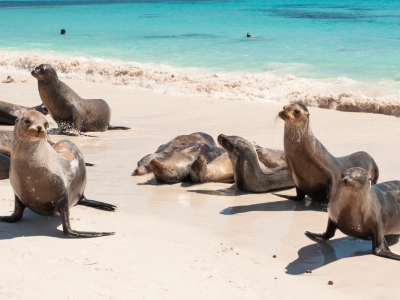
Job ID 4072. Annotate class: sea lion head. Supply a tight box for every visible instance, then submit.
[31,64,58,84]
[278,103,310,126]
[134,154,154,175]
[218,134,253,161]
[340,167,371,192]
[15,110,49,141]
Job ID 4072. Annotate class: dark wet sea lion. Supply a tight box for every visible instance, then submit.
[31,64,130,134]
[278,102,379,203]
[3,110,116,238]
[306,167,400,261]
[190,141,288,184]
[134,132,217,175]
[0,100,47,125]
[217,134,295,192]
[150,144,224,183]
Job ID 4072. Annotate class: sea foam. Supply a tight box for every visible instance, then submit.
[0,51,399,116]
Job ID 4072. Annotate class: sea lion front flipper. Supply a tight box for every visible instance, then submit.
[373,234,400,260]
[59,201,115,238]
[274,186,305,201]
[107,125,131,130]
[190,155,209,183]
[0,195,26,223]
[305,218,337,242]
[77,196,116,211]
[85,163,96,167]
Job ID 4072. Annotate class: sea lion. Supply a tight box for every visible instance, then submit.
[31,64,130,134]
[306,167,400,261]
[134,132,217,175]
[190,141,288,184]
[217,134,295,192]
[2,110,116,238]
[150,144,224,183]
[278,103,379,203]
[190,152,234,183]
[0,154,10,179]
[0,130,13,157]
[0,100,47,125]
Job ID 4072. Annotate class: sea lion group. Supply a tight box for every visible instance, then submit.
[1,64,400,261]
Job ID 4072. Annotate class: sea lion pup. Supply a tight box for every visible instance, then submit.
[190,143,287,184]
[134,132,217,175]
[216,134,295,192]
[3,110,116,238]
[0,100,48,125]
[150,144,224,183]
[306,167,400,261]
[31,64,130,134]
[278,102,379,203]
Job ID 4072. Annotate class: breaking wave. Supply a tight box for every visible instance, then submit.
[0,51,400,116]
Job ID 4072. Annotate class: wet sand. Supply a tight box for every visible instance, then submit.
[0,71,400,299]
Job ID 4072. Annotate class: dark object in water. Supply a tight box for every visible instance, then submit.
[61,29,66,35]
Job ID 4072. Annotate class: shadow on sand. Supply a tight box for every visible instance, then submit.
[286,235,400,275]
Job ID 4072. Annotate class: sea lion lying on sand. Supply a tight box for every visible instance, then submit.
[0,100,47,125]
[134,132,217,175]
[190,139,288,184]
[31,64,130,134]
[3,110,116,238]
[306,167,400,261]
[278,102,379,203]
[216,134,295,192]
[150,144,224,183]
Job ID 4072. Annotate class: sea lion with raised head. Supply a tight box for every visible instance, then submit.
[2,110,116,238]
[0,100,47,125]
[134,132,217,175]
[190,140,288,184]
[306,167,400,261]
[150,144,224,183]
[216,134,295,192]
[278,103,379,203]
[31,64,130,134]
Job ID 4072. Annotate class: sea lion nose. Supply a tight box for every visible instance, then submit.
[37,126,42,132]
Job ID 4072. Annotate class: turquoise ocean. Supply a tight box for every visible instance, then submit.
[0,0,399,111]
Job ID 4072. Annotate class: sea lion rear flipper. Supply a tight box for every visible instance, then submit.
[274,186,305,201]
[0,195,25,223]
[85,163,96,167]
[107,125,131,130]
[59,202,115,238]
[77,196,116,211]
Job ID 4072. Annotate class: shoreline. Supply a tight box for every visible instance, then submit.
[1,51,400,118]
[0,71,400,298]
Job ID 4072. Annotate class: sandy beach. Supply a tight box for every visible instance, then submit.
[0,71,400,299]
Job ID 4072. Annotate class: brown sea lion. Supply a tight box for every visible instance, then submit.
[3,110,116,238]
[0,100,47,125]
[306,167,400,261]
[150,144,224,183]
[217,134,295,192]
[134,132,217,175]
[189,141,288,184]
[278,102,379,203]
[0,154,10,179]
[31,64,130,134]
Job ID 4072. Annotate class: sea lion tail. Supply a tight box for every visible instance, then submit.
[77,196,117,211]
[190,155,209,183]
[107,125,131,130]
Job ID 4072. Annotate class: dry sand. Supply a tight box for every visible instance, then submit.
[0,71,400,299]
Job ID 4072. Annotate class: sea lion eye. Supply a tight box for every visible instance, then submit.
[23,119,31,125]
[44,122,49,128]
[294,109,300,115]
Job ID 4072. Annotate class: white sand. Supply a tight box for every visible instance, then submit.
[0,71,400,299]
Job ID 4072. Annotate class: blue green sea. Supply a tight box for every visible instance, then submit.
[0,0,399,105]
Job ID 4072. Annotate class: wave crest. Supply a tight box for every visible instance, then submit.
[0,51,399,116]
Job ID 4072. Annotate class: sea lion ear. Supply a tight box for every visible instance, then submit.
[15,117,19,124]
